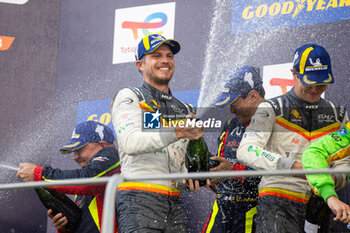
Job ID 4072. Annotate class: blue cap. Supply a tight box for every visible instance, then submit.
[135,34,180,61]
[59,121,115,154]
[293,43,334,87]
[214,66,263,107]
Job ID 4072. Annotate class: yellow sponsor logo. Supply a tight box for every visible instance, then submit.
[242,0,350,20]
[87,113,111,125]
[290,109,302,119]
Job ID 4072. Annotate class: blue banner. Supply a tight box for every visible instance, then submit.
[77,99,115,133]
[231,0,350,34]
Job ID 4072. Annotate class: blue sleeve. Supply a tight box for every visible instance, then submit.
[41,147,120,180]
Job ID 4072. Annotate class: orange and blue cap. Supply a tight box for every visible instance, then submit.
[293,43,334,87]
[135,34,180,61]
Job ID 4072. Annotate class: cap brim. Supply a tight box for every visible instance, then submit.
[145,39,181,56]
[214,93,240,107]
[298,72,334,87]
[59,140,88,154]
[162,39,181,55]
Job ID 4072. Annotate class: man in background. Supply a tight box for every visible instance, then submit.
[203,66,265,233]
[17,121,120,233]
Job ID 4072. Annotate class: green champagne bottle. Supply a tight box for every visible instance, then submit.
[35,187,82,232]
[186,137,217,186]
[304,192,330,233]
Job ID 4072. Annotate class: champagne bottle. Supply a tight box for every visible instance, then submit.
[304,192,330,233]
[35,187,82,232]
[186,137,218,186]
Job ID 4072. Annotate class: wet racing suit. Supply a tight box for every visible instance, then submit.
[203,118,260,233]
[111,82,193,233]
[302,121,350,202]
[33,147,120,233]
[237,88,348,233]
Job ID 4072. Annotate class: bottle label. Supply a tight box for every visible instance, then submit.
[304,220,319,233]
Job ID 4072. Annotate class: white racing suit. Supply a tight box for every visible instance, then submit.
[111,82,193,233]
[237,89,349,233]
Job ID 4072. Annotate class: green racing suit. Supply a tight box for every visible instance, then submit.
[302,121,350,202]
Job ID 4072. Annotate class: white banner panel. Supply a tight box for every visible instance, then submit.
[263,62,294,99]
[0,0,28,4]
[113,2,176,64]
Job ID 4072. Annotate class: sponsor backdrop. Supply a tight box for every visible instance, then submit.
[231,0,350,34]
[1,0,349,232]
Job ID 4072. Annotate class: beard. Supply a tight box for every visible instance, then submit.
[145,70,172,86]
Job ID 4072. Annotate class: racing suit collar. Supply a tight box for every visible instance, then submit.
[86,147,118,166]
[289,87,320,110]
[142,82,173,101]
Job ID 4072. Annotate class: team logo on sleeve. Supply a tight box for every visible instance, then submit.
[337,127,349,136]
[248,146,275,162]
[143,110,161,129]
[248,146,261,156]
[92,156,109,162]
